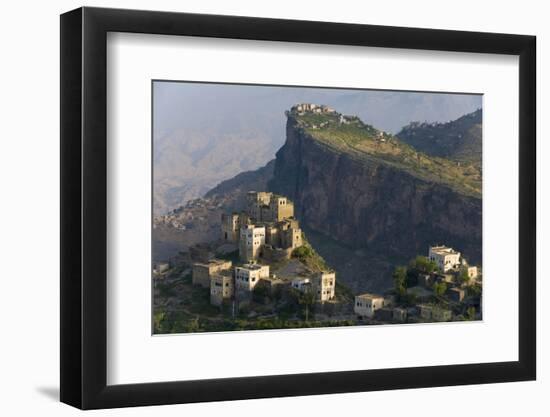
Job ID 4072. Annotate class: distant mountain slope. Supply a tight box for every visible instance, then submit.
[396,109,482,165]
[205,160,275,203]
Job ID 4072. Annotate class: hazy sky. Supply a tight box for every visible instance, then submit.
[154,81,482,138]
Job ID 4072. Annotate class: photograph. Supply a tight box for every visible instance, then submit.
[152,82,483,334]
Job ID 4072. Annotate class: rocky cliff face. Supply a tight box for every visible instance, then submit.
[269,116,482,265]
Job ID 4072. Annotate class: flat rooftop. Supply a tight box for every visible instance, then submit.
[430,246,459,255]
[194,258,231,267]
[240,263,268,271]
[356,293,384,300]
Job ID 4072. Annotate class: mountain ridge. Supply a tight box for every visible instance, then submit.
[396,108,482,165]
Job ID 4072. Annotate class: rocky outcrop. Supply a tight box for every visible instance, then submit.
[269,116,482,265]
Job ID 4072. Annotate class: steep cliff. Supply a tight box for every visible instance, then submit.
[269,112,482,267]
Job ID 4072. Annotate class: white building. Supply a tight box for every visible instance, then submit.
[466,266,478,280]
[354,293,384,318]
[239,224,266,262]
[235,263,270,292]
[291,277,311,292]
[210,271,234,306]
[428,245,461,272]
[312,272,335,302]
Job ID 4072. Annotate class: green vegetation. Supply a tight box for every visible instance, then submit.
[433,281,447,297]
[410,255,438,274]
[292,112,481,198]
[397,109,482,165]
[466,306,476,321]
[393,266,407,298]
[466,283,482,297]
[457,269,470,285]
[291,239,331,272]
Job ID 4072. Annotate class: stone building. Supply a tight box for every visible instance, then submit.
[292,103,335,114]
[393,307,407,322]
[291,276,311,292]
[235,263,270,293]
[221,213,240,242]
[239,224,266,262]
[153,262,169,275]
[246,191,295,223]
[465,266,478,280]
[375,307,394,321]
[447,287,465,302]
[354,293,384,318]
[210,270,234,306]
[246,191,272,221]
[312,271,336,302]
[429,245,461,272]
[231,192,303,262]
[192,259,232,288]
[278,218,303,249]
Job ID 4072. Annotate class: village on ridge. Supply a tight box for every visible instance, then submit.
[154,188,482,327]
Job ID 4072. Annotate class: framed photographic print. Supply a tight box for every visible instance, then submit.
[60,6,536,410]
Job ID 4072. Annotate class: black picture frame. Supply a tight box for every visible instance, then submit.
[60,6,536,410]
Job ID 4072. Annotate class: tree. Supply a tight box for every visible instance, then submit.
[298,287,316,322]
[433,282,447,297]
[466,306,476,321]
[393,266,407,298]
[153,311,166,333]
[292,245,313,259]
[457,269,470,286]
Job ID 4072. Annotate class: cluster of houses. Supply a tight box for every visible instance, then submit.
[288,103,357,129]
[291,103,335,115]
[354,245,480,323]
[193,191,337,307]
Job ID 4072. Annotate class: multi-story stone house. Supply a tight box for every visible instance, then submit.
[429,245,461,272]
[246,191,295,223]
[239,224,266,262]
[210,270,234,306]
[465,265,478,280]
[192,259,232,288]
[312,271,336,302]
[246,191,272,221]
[228,191,302,262]
[278,218,303,249]
[291,272,336,303]
[354,293,384,318]
[264,218,303,251]
[221,212,240,242]
[235,263,270,293]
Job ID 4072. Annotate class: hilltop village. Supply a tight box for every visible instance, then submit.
[154,191,482,332]
[194,191,337,308]
[152,103,483,333]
